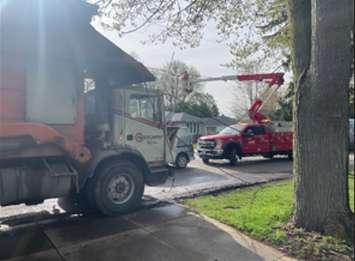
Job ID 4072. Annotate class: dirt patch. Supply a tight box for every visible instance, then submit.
[278,224,354,261]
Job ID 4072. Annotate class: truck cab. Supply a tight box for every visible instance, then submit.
[80,85,172,215]
[197,122,292,165]
[86,86,169,171]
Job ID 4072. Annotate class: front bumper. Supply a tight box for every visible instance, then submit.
[197,148,224,159]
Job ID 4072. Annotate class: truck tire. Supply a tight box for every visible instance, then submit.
[287,153,293,160]
[229,148,238,166]
[262,153,274,159]
[202,158,209,164]
[93,160,144,216]
[176,153,188,168]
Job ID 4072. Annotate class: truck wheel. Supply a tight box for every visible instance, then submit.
[229,149,238,166]
[287,153,293,160]
[93,160,144,216]
[202,158,209,164]
[262,153,274,159]
[176,153,188,168]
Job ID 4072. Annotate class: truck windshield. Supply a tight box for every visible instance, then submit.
[219,126,241,135]
[128,94,161,122]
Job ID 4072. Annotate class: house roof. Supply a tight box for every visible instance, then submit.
[165,112,204,124]
[1,0,155,86]
[203,115,236,127]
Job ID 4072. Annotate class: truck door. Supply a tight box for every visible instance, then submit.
[255,125,272,153]
[242,125,270,154]
[123,90,165,164]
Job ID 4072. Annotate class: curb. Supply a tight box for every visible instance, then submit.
[200,214,296,261]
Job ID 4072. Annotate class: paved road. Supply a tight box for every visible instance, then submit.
[0,205,274,261]
[146,156,292,200]
[0,156,292,224]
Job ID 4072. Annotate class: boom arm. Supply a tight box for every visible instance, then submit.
[181,72,285,123]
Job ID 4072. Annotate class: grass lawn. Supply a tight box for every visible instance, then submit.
[185,175,354,259]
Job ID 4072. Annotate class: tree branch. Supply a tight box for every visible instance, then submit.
[121,0,166,34]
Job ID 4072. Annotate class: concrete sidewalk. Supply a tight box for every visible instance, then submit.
[0,204,291,261]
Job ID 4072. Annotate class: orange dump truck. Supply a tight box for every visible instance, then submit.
[0,0,171,215]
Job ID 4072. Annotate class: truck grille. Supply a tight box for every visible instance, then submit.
[198,140,216,149]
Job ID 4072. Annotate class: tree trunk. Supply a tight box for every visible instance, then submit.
[289,0,354,240]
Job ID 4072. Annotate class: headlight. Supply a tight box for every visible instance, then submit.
[215,140,223,149]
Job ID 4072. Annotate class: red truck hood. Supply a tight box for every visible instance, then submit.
[199,133,239,141]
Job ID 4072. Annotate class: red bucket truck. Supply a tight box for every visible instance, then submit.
[194,73,293,165]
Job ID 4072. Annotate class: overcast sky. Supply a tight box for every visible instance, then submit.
[95,23,240,117]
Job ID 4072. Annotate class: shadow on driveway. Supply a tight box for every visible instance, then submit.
[0,205,263,261]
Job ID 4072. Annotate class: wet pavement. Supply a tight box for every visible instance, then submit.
[146,156,292,200]
[1,205,265,261]
[0,156,294,260]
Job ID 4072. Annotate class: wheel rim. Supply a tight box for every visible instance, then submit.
[106,174,135,204]
[177,155,187,168]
